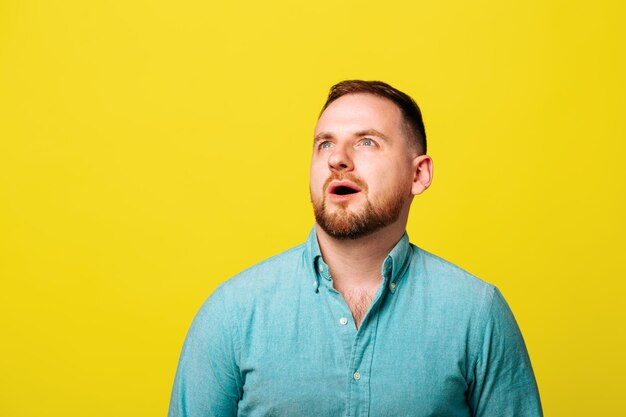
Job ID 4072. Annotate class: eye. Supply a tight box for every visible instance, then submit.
[318,141,333,150]
[360,138,376,147]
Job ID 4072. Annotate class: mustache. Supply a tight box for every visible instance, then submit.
[323,172,368,193]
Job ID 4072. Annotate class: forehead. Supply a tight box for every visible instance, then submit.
[315,93,404,136]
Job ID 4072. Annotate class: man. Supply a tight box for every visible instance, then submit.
[169,80,543,416]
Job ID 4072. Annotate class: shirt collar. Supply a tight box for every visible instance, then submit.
[304,226,413,293]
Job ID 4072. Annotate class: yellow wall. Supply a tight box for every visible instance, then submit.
[1,1,624,415]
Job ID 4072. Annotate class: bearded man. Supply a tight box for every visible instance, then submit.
[168,80,543,417]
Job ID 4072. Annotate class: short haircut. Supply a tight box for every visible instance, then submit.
[320,80,427,155]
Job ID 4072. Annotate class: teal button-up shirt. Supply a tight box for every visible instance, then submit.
[169,228,542,416]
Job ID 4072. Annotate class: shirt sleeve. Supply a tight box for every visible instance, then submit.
[467,287,543,417]
[168,286,242,417]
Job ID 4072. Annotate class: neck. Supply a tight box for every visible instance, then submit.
[315,219,407,291]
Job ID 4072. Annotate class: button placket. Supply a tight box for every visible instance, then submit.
[347,296,383,416]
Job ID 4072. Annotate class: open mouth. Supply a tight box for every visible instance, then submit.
[333,186,359,195]
[329,183,362,196]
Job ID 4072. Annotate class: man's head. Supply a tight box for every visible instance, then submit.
[310,80,433,240]
[320,80,427,155]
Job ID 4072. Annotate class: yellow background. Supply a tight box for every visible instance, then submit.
[1,0,625,415]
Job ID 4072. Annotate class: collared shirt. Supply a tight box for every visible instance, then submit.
[169,228,542,417]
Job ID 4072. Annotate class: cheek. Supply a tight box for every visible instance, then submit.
[368,165,411,193]
[309,165,326,193]
[310,156,329,176]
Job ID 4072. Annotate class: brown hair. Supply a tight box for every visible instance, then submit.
[320,80,427,154]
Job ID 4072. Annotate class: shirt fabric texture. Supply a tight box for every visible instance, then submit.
[169,228,543,417]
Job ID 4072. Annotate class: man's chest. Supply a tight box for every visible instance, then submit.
[234,290,473,417]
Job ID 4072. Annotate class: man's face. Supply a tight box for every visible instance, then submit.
[310,93,418,240]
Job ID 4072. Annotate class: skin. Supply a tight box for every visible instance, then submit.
[310,93,433,327]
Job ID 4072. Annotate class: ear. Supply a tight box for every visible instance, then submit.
[411,154,433,195]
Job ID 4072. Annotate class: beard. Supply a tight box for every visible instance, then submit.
[311,173,409,240]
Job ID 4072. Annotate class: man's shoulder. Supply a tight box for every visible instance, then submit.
[409,244,497,302]
[404,245,508,337]
[217,242,308,296]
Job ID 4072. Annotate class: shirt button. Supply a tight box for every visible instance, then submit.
[339,317,348,325]
[389,282,397,292]
[318,265,324,273]
[313,281,318,289]
[353,371,361,381]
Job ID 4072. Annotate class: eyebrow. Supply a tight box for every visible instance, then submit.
[314,129,389,142]
[314,132,334,143]
[355,129,389,140]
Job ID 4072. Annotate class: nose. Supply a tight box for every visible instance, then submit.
[328,143,354,172]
